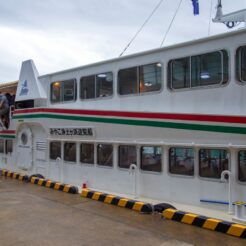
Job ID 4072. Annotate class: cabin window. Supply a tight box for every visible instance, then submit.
[118,145,136,169]
[80,72,113,99]
[50,79,76,103]
[0,139,4,154]
[236,46,246,82]
[199,149,229,179]
[5,140,13,154]
[140,146,162,172]
[118,63,162,95]
[169,147,194,176]
[80,143,94,164]
[64,142,76,163]
[97,144,113,167]
[238,150,246,182]
[168,50,228,89]
[49,141,61,160]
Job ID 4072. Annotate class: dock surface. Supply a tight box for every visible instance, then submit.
[0,177,244,246]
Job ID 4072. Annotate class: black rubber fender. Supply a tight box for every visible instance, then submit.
[153,203,176,213]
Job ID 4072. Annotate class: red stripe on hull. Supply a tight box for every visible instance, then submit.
[13,108,246,124]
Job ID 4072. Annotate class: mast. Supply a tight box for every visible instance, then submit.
[213,0,246,28]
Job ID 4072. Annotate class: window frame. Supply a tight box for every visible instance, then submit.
[5,140,13,154]
[63,142,77,163]
[168,49,229,91]
[168,146,195,177]
[237,150,246,183]
[140,145,163,173]
[80,143,95,165]
[80,72,113,101]
[49,141,62,161]
[50,78,77,104]
[198,148,230,180]
[236,45,246,83]
[117,62,163,97]
[118,145,137,170]
[96,143,114,168]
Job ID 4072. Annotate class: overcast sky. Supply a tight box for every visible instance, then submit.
[0,0,245,82]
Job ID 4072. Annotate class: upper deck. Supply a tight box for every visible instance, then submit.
[15,29,246,116]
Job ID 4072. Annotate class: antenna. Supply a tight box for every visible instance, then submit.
[213,0,246,28]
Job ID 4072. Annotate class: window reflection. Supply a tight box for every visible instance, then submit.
[80,143,94,164]
[169,147,194,176]
[50,142,61,160]
[238,150,246,182]
[64,142,76,163]
[97,144,113,166]
[140,146,162,172]
[199,149,228,179]
[118,145,136,169]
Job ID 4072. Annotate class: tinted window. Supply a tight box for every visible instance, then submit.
[80,143,94,164]
[199,149,229,179]
[236,46,246,82]
[97,144,113,166]
[168,50,228,89]
[64,142,76,162]
[140,146,162,172]
[50,142,61,160]
[118,63,162,95]
[0,139,4,153]
[51,79,76,103]
[118,145,136,169]
[80,72,113,100]
[5,140,13,154]
[169,147,194,176]
[238,150,246,182]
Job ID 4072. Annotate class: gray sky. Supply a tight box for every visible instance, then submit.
[0,0,245,82]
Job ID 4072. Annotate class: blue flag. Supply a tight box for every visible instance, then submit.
[191,0,199,15]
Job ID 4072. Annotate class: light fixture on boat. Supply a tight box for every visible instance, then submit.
[97,74,107,78]
[200,72,210,79]
[156,63,162,67]
[53,82,61,87]
[144,81,153,87]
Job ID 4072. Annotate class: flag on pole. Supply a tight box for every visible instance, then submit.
[191,0,199,15]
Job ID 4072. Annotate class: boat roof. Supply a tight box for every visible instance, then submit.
[36,28,245,79]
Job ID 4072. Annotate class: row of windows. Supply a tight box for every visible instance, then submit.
[50,142,246,182]
[50,46,246,103]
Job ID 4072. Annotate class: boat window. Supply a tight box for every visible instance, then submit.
[64,142,76,163]
[80,72,113,100]
[80,143,94,164]
[199,149,229,179]
[238,150,246,182]
[140,146,162,172]
[168,50,228,89]
[236,46,246,82]
[169,147,194,176]
[5,140,13,154]
[49,141,61,160]
[0,139,4,154]
[50,79,76,103]
[97,144,113,167]
[118,63,162,95]
[118,145,136,169]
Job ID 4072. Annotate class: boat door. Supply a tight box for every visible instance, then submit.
[48,141,63,182]
[16,125,33,170]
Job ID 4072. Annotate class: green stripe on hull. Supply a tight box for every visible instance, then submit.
[13,113,246,135]
[0,135,15,139]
